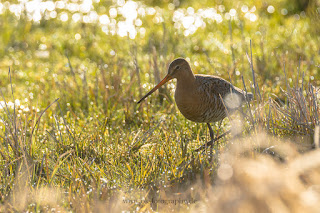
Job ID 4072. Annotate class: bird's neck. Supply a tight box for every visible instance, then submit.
[175,69,197,105]
[176,69,196,86]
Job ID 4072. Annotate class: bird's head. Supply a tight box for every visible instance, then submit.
[167,58,190,79]
[137,58,190,104]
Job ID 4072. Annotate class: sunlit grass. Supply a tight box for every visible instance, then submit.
[0,0,319,212]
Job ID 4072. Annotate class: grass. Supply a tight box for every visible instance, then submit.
[0,0,320,212]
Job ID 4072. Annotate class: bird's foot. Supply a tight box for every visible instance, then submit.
[194,130,231,152]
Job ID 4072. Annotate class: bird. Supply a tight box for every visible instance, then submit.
[137,58,253,147]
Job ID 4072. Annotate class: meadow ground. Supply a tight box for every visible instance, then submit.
[0,0,320,212]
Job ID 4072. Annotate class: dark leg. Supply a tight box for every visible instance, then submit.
[207,123,214,141]
[207,123,214,161]
[195,129,231,152]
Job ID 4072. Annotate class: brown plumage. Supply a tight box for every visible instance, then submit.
[138,58,253,143]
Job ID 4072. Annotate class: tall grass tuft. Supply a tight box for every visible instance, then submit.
[0,69,59,211]
[268,68,319,148]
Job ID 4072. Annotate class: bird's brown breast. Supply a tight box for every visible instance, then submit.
[174,77,227,123]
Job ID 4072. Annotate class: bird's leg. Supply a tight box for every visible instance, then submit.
[217,120,223,136]
[195,130,231,152]
[207,123,214,162]
[207,123,214,142]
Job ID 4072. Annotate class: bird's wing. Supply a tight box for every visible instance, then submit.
[196,75,244,97]
[196,75,247,109]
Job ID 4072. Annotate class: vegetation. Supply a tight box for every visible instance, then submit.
[0,0,319,212]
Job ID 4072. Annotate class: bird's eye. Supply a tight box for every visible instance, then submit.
[175,65,180,70]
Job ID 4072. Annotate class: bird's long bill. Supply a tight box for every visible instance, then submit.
[137,74,172,104]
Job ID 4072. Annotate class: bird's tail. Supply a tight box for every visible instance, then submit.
[245,92,254,102]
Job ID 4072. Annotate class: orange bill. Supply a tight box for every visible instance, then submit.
[137,74,172,104]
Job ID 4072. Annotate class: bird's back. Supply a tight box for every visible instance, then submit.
[175,74,252,123]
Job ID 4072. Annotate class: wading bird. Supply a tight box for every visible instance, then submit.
[138,58,253,147]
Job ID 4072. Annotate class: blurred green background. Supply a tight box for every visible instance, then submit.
[1,0,319,113]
